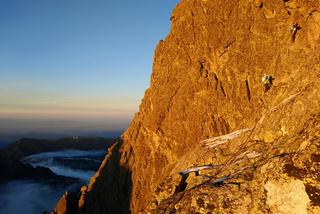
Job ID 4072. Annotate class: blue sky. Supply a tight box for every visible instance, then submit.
[0,0,179,134]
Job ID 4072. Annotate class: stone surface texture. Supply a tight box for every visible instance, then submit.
[53,0,320,213]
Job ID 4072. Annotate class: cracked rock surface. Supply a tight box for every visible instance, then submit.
[53,0,320,213]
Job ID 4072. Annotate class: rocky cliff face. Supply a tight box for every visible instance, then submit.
[53,0,320,213]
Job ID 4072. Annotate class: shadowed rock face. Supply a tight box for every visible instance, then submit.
[53,0,320,213]
[52,142,132,214]
[83,142,132,214]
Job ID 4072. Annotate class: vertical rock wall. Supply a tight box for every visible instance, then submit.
[54,0,320,213]
[120,0,320,212]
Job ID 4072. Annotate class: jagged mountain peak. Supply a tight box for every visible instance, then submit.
[53,0,320,213]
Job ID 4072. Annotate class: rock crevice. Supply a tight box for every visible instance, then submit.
[53,0,320,213]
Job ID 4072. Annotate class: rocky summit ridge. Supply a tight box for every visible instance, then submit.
[53,0,320,213]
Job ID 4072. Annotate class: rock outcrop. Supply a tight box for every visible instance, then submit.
[53,0,320,213]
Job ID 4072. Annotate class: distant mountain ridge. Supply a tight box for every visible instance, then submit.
[1,137,117,160]
[0,130,122,144]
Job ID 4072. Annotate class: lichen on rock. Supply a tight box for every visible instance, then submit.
[265,178,310,214]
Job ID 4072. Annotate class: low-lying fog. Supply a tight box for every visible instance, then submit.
[0,180,67,214]
[0,150,105,214]
[22,150,105,181]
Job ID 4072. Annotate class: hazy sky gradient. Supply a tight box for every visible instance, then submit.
[0,0,179,134]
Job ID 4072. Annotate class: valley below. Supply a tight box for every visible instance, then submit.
[0,137,116,214]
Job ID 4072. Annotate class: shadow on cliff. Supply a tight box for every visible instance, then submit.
[83,141,132,214]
